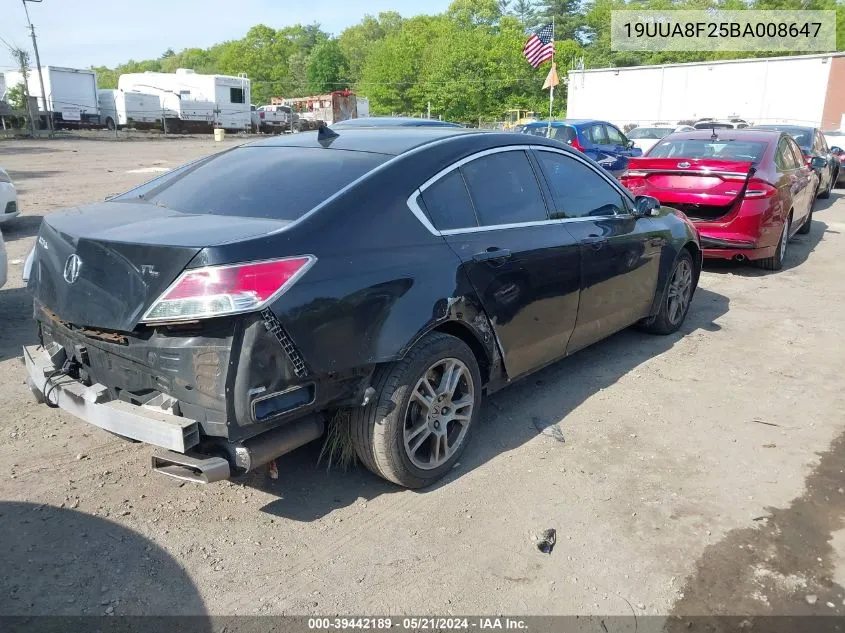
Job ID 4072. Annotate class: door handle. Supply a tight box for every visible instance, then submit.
[581,235,608,250]
[472,247,512,263]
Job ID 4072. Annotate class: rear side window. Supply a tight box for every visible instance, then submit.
[460,151,548,226]
[536,151,625,218]
[550,126,576,143]
[117,147,388,220]
[230,87,245,104]
[787,138,806,168]
[776,138,800,170]
[420,170,478,231]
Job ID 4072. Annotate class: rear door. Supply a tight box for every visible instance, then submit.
[533,148,662,352]
[417,147,581,379]
[605,123,641,164]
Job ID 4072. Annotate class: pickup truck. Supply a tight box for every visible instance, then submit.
[254,105,299,133]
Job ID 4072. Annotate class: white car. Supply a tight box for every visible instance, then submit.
[0,167,20,223]
[627,124,695,154]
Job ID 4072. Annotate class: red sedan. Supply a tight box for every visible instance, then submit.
[621,129,821,270]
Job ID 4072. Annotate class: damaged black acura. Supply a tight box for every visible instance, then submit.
[24,127,701,488]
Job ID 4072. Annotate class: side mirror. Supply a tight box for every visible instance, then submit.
[633,195,661,218]
[810,156,827,170]
[626,140,635,149]
[830,146,843,155]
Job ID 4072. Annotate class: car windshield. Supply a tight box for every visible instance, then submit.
[649,139,767,162]
[114,147,389,220]
[755,126,812,149]
[628,127,674,140]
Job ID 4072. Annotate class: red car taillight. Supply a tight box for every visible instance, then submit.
[568,137,584,152]
[142,256,315,323]
[744,178,778,199]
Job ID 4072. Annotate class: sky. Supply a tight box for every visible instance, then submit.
[0,0,452,71]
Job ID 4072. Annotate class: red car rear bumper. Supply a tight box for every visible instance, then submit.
[691,199,781,261]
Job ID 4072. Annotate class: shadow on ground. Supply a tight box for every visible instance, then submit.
[0,287,35,362]
[2,214,43,241]
[0,502,206,618]
[5,170,63,181]
[255,286,729,522]
[703,219,827,277]
[813,190,844,213]
[664,427,845,633]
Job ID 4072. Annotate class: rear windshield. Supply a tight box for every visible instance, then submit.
[756,126,812,149]
[523,125,576,142]
[115,147,388,220]
[649,139,767,162]
[628,127,674,140]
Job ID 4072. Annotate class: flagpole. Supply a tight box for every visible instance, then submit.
[548,17,554,136]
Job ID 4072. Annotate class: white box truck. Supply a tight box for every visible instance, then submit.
[4,66,100,128]
[118,69,251,132]
[98,89,162,130]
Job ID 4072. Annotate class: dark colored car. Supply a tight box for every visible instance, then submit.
[521,119,643,176]
[621,129,821,271]
[331,117,462,128]
[24,128,701,489]
[752,125,839,198]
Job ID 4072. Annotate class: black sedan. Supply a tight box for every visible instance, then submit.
[753,124,840,198]
[24,127,701,489]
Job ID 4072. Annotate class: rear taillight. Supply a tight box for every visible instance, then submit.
[619,173,646,192]
[568,137,584,152]
[744,179,777,199]
[142,256,315,323]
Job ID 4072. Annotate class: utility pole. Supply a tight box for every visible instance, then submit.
[21,0,53,136]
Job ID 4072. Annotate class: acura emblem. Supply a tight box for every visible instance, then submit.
[63,254,82,284]
[677,161,691,168]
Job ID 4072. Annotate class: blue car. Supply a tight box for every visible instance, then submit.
[521,119,642,176]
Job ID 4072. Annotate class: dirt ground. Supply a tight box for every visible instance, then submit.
[1,134,844,622]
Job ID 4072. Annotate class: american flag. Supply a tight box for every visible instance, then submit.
[523,24,555,68]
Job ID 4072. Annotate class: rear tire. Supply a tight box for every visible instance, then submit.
[639,250,695,335]
[350,333,482,488]
[105,117,116,131]
[755,215,790,271]
[819,178,832,199]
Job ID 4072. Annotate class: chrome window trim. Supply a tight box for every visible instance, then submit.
[533,146,635,206]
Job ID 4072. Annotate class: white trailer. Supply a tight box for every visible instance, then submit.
[566,52,845,131]
[356,97,370,119]
[97,89,161,130]
[3,66,100,128]
[118,69,251,132]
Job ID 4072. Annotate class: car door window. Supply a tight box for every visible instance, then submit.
[420,170,479,231]
[536,150,626,218]
[776,139,798,170]
[459,151,548,226]
[787,138,806,169]
[586,124,608,145]
[605,125,627,146]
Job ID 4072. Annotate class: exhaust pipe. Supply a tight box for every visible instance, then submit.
[151,413,325,483]
[151,452,231,484]
[733,254,747,263]
[232,414,325,473]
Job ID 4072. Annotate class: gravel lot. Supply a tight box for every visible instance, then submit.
[1,135,844,620]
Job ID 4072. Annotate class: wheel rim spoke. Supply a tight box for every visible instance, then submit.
[404,357,474,471]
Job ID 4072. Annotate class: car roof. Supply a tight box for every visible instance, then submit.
[523,121,574,128]
[246,127,477,156]
[665,129,782,142]
[331,117,462,128]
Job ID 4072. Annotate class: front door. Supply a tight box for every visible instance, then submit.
[532,148,662,352]
[417,148,581,379]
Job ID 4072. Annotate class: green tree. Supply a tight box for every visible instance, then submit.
[306,40,350,93]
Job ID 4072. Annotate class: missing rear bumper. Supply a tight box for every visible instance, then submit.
[151,451,231,484]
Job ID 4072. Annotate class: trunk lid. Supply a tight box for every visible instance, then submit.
[29,202,291,331]
[622,158,756,222]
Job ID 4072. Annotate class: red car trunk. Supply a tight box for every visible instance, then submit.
[622,157,757,221]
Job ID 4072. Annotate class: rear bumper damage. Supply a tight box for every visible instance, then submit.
[24,343,200,453]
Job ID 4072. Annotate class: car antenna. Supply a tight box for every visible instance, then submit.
[711,126,719,141]
[317,124,339,147]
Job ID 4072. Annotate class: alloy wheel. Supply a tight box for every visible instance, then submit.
[667,259,693,325]
[404,358,474,470]
[780,220,789,261]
